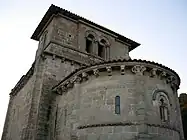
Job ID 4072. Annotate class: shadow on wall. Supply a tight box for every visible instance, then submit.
[179,93,187,140]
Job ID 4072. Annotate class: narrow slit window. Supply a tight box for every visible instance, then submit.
[115,96,120,114]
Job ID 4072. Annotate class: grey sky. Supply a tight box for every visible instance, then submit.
[0,0,186,135]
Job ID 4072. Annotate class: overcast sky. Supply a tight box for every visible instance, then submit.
[0,0,186,135]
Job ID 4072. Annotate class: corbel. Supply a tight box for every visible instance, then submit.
[132,65,146,76]
[82,72,88,81]
[160,71,167,79]
[150,68,157,77]
[120,65,125,75]
[106,66,112,76]
[52,54,56,60]
[93,69,99,77]
[61,57,65,63]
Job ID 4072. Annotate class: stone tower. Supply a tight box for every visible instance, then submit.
[1,4,184,140]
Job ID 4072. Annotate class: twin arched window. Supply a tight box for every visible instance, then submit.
[85,33,108,59]
[153,90,170,123]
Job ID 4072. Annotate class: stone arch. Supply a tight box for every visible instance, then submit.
[97,36,110,59]
[85,30,97,54]
[152,89,171,106]
[85,30,97,41]
[98,35,110,46]
[152,89,171,122]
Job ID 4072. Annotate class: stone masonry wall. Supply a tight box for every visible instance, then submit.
[2,75,36,140]
[34,55,82,140]
[54,61,183,140]
[49,15,130,61]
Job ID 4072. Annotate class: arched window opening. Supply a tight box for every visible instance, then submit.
[152,90,170,123]
[86,34,94,53]
[159,97,169,122]
[115,96,120,114]
[98,39,106,58]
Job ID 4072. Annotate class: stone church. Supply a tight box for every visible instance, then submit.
[1,4,185,140]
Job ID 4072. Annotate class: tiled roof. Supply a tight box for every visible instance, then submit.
[31,4,140,51]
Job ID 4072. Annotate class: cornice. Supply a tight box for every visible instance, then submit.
[9,62,35,96]
[52,59,180,94]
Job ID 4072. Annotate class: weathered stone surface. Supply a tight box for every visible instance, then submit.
[1,4,184,140]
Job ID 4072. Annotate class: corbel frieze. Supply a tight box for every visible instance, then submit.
[53,61,180,94]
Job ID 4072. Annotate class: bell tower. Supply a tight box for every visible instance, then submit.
[2,4,141,140]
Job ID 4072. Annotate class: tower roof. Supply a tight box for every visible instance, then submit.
[31,4,140,51]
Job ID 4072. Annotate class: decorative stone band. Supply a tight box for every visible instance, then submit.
[44,42,105,66]
[52,59,180,95]
[77,122,181,134]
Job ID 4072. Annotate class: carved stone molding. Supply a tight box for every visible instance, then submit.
[66,81,73,88]
[132,65,146,76]
[98,35,110,47]
[44,42,104,66]
[85,30,98,41]
[78,121,138,129]
[171,78,178,90]
[52,59,180,93]
[73,75,82,84]
[160,71,167,79]
[77,122,180,134]
[150,68,157,77]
